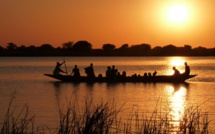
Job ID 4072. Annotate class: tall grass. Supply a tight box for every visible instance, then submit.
[0,93,211,134]
[57,99,124,134]
[57,98,211,134]
[179,106,210,134]
[0,92,35,134]
[120,104,210,134]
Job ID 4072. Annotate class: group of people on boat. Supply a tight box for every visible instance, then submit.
[53,61,190,78]
[172,62,190,76]
[105,65,126,78]
[53,62,95,78]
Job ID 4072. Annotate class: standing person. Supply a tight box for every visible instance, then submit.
[85,63,95,78]
[53,61,66,75]
[172,66,180,76]
[111,65,117,78]
[106,66,111,78]
[183,62,190,76]
[71,65,80,77]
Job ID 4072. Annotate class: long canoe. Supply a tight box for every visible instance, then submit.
[44,74,197,83]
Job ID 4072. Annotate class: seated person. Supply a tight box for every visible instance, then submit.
[153,71,157,76]
[183,62,190,76]
[144,73,147,77]
[172,66,180,76]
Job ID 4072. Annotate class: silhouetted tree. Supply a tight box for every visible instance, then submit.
[103,44,115,51]
[72,41,92,55]
[6,42,17,50]
[28,45,37,50]
[0,46,4,51]
[162,44,177,56]
[175,45,192,56]
[118,44,129,50]
[102,44,116,56]
[26,45,38,56]
[192,46,208,56]
[0,41,214,56]
[4,43,18,56]
[61,42,73,55]
[151,46,162,56]
[38,44,55,56]
[116,44,129,56]
[62,42,73,49]
[129,44,151,56]
[19,45,26,49]
[91,49,103,56]
[211,48,215,56]
[15,45,26,56]
[184,45,192,50]
[39,44,54,50]
[0,46,4,56]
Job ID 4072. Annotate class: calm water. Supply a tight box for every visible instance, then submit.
[0,57,215,132]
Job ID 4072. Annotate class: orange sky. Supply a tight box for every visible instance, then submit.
[0,0,215,48]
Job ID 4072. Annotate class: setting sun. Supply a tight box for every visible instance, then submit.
[166,4,189,24]
[0,0,215,48]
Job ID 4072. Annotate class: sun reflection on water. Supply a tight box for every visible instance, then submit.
[166,57,186,75]
[165,84,187,130]
[169,57,185,66]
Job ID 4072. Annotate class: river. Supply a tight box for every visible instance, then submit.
[0,56,215,132]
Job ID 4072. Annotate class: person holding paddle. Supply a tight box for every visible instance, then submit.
[53,61,66,75]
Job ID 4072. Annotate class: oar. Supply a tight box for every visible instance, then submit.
[63,59,68,75]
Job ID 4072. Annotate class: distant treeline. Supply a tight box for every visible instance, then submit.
[0,41,215,56]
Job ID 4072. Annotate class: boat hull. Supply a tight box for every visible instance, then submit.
[44,74,197,83]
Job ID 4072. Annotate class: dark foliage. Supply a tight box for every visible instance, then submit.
[0,41,214,56]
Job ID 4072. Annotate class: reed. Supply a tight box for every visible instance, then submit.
[57,98,211,134]
[0,92,35,134]
[179,106,210,134]
[0,93,211,134]
[57,99,124,134]
[120,104,210,133]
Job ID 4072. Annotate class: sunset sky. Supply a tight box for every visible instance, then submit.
[0,0,215,48]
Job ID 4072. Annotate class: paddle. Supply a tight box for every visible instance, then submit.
[63,59,68,75]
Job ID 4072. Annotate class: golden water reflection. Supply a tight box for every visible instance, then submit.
[165,84,188,130]
[166,57,186,75]
[169,57,185,67]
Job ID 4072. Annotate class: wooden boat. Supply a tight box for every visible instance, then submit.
[44,74,197,83]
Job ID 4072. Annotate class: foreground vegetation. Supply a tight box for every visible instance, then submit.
[0,93,211,134]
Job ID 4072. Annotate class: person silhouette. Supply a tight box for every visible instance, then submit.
[153,71,157,76]
[111,65,117,78]
[172,66,180,76]
[106,66,111,78]
[71,65,80,77]
[53,61,65,75]
[183,62,190,76]
[85,63,95,78]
